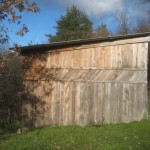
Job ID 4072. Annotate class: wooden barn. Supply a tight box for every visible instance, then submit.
[20,33,150,127]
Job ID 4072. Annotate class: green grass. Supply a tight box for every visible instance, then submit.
[0,120,150,150]
[148,100,150,114]
[0,103,150,150]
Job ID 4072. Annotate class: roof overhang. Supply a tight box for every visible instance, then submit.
[10,32,150,53]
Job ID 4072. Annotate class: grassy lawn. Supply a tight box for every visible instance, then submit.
[0,102,150,150]
[148,100,150,115]
[0,120,150,150]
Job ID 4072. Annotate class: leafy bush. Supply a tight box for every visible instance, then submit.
[4,121,23,131]
[86,118,105,128]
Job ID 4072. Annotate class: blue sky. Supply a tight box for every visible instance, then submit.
[5,0,149,47]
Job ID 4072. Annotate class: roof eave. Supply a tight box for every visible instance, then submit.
[10,32,150,53]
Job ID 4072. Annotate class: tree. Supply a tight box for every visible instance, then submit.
[115,7,132,35]
[134,18,150,33]
[133,0,150,33]
[0,0,39,44]
[0,51,28,124]
[49,5,93,42]
[140,0,150,2]
[93,24,111,38]
[0,0,39,126]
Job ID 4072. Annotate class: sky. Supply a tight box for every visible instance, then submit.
[4,0,150,47]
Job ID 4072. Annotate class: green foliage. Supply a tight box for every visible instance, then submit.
[86,117,105,128]
[86,120,103,128]
[0,52,28,125]
[0,0,39,44]
[49,5,93,42]
[4,121,23,131]
[148,100,150,115]
[0,119,150,150]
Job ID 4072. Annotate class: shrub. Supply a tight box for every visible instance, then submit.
[4,120,23,131]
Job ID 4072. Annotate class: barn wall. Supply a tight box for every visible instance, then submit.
[21,38,149,127]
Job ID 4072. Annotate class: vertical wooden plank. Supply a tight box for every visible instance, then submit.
[109,46,113,68]
[93,83,98,122]
[122,83,129,123]
[62,82,66,125]
[137,43,142,69]
[50,81,55,125]
[72,50,76,68]
[137,43,147,69]
[63,51,69,68]
[110,83,118,123]
[117,45,122,69]
[96,47,105,68]
[117,83,123,122]
[141,43,148,70]
[75,82,81,125]
[46,53,50,68]
[77,50,82,68]
[43,80,52,126]
[68,50,73,68]
[88,82,94,121]
[80,49,84,68]
[132,43,138,68]
[104,46,107,68]
[91,48,96,68]
[103,83,111,123]
[115,45,119,68]
[68,82,73,125]
[60,51,65,68]
[54,53,59,67]
[72,50,82,68]
[96,47,100,68]
[84,49,89,68]
[80,82,87,125]
[128,84,135,122]
[132,84,137,120]
[79,82,85,125]
[141,84,148,119]
[65,51,69,68]
[143,42,148,70]
[121,45,129,68]
[136,84,141,121]
[55,82,60,124]
[64,82,70,125]
[86,48,92,68]
[57,52,60,67]
[71,82,76,124]
[127,44,133,68]
[59,82,64,125]
[137,83,148,120]
[58,51,63,68]
[46,81,53,126]
[97,83,104,123]
[50,53,55,68]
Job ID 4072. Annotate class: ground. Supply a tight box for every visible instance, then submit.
[0,101,150,150]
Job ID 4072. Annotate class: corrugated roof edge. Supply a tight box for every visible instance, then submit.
[10,32,150,53]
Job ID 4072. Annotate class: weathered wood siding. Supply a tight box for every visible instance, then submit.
[22,37,149,127]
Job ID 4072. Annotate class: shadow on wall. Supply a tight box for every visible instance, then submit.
[21,51,55,128]
[0,51,55,128]
[22,80,53,128]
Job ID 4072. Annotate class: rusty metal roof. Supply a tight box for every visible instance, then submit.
[14,32,150,53]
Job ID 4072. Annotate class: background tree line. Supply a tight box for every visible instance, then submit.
[47,3,150,43]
